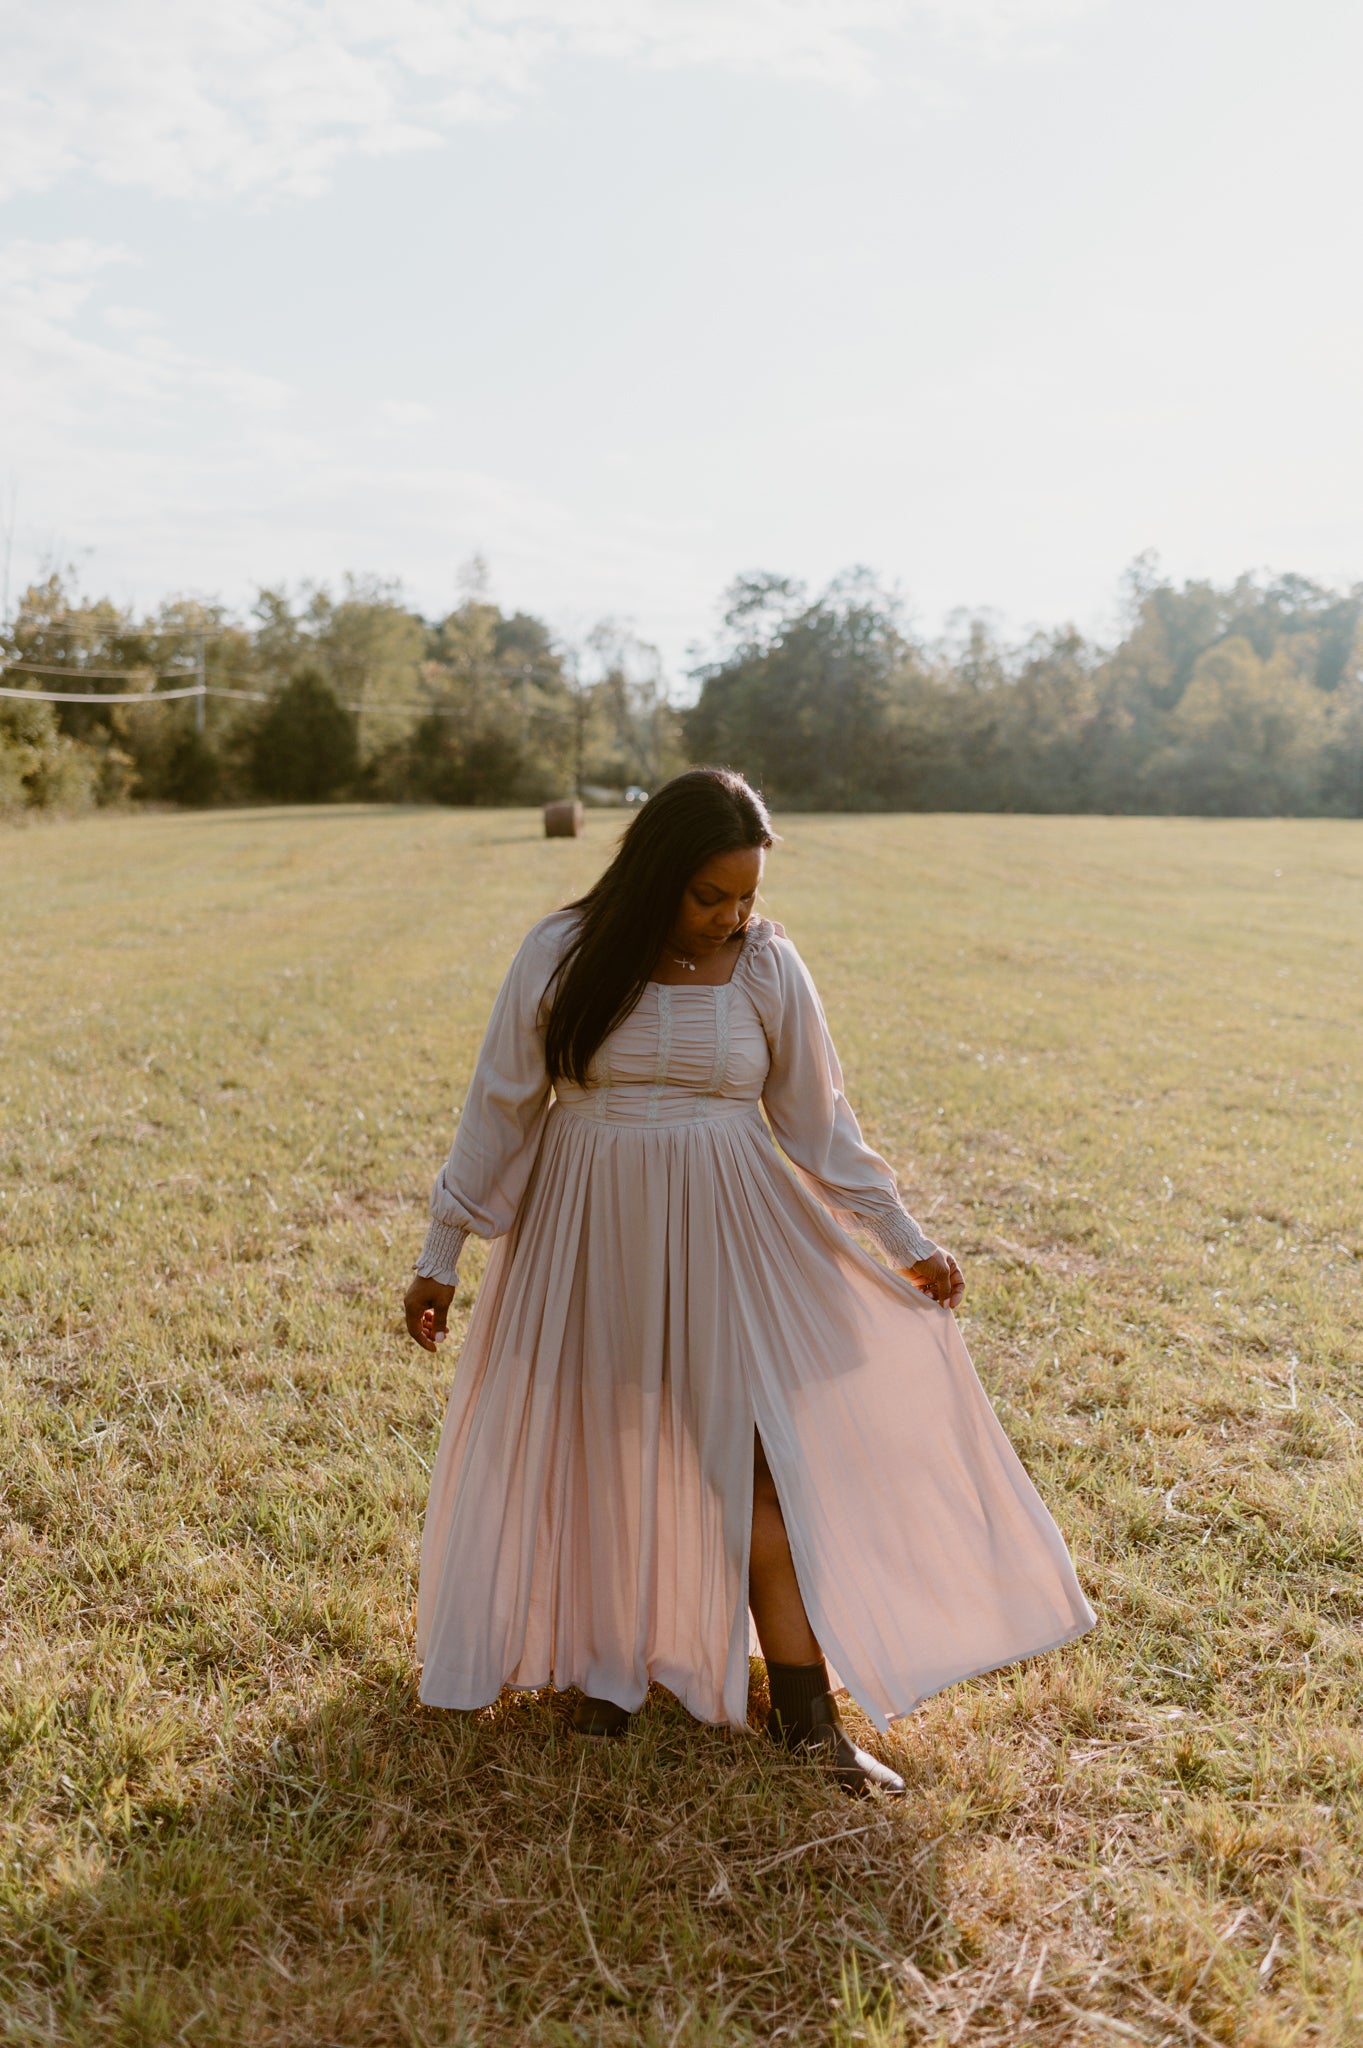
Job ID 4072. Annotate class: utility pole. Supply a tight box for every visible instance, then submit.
[0,480,15,630]
[194,630,206,735]
[574,680,587,798]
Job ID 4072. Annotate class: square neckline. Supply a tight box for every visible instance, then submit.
[646,923,751,991]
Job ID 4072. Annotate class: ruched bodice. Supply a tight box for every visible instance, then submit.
[417,913,943,1274]
[555,981,770,1125]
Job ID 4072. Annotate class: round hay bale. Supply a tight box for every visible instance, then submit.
[543,799,584,838]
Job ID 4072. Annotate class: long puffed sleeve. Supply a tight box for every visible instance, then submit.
[754,930,939,1270]
[414,912,573,1285]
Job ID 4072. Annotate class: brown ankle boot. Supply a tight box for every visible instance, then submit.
[766,1660,905,1797]
[572,1692,634,1739]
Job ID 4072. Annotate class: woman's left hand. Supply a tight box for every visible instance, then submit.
[902,1248,965,1310]
[405,1274,456,1352]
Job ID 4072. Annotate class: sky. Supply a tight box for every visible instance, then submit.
[2,0,1361,677]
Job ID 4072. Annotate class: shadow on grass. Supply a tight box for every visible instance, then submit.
[5,1671,957,2047]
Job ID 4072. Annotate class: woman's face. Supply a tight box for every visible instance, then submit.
[668,845,765,956]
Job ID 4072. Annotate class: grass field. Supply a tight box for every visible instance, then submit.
[1,805,1361,2047]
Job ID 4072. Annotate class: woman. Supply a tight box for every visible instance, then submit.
[404,769,1093,1795]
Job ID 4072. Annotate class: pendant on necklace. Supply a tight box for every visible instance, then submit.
[671,952,698,972]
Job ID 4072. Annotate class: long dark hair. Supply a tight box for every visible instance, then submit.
[545,767,774,1086]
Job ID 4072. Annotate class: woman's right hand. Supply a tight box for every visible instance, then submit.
[902,1248,965,1311]
[405,1275,457,1352]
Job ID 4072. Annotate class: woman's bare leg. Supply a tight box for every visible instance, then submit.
[749,1434,906,1795]
[748,1433,821,1665]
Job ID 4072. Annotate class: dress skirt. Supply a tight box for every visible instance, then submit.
[416,928,1095,1731]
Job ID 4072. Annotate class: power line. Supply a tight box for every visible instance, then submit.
[0,618,226,642]
[0,681,267,705]
[3,653,561,720]
[2,661,196,681]
[0,681,204,704]
[0,678,470,715]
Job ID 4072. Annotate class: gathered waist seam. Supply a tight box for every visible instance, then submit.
[552,1097,763,1131]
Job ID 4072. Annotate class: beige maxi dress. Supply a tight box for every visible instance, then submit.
[414,910,1094,1731]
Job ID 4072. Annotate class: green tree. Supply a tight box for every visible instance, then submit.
[1315,611,1363,816]
[999,630,1101,811]
[2,574,142,798]
[1144,639,1327,814]
[117,597,254,804]
[583,621,681,792]
[309,576,427,767]
[685,570,922,809]
[0,692,100,814]
[250,665,358,802]
[384,595,578,805]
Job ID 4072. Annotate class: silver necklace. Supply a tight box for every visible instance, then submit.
[669,951,699,972]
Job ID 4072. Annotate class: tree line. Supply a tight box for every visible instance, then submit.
[4,557,1362,818]
[0,572,679,816]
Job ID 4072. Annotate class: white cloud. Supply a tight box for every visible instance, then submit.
[0,1,1100,204]
[379,398,437,426]
[0,234,715,645]
[0,239,288,434]
[0,238,298,589]
[103,304,166,334]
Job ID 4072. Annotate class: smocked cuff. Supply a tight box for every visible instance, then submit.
[415,1218,469,1287]
[862,1206,938,1270]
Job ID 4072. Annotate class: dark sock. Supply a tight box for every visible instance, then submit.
[766,1658,832,1742]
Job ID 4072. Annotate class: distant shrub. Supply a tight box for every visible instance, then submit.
[407,714,533,805]
[119,698,224,807]
[249,665,358,802]
[162,726,223,807]
[0,695,101,815]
